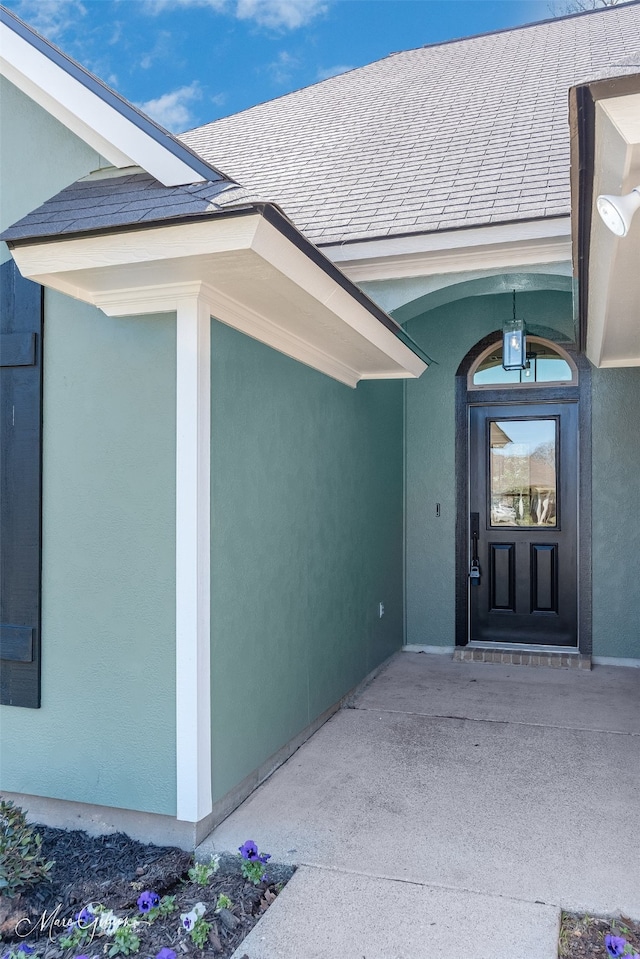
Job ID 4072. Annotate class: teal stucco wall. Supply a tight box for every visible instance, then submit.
[592,367,640,660]
[0,80,177,814]
[402,288,575,649]
[0,294,177,814]
[0,77,106,263]
[209,321,404,803]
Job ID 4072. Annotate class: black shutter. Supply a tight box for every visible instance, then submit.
[1,258,43,708]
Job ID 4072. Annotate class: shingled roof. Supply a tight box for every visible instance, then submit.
[1,169,246,242]
[4,3,639,249]
[181,3,640,247]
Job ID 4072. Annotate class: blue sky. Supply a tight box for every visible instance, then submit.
[6,0,556,132]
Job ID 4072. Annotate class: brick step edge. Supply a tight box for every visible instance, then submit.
[453,647,592,669]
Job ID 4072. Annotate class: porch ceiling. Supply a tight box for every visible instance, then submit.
[572,76,640,368]
[6,209,428,388]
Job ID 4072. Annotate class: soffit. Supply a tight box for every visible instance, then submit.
[7,213,428,388]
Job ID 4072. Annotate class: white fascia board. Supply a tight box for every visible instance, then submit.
[10,213,426,387]
[251,218,428,379]
[11,215,261,278]
[321,218,572,282]
[0,21,207,186]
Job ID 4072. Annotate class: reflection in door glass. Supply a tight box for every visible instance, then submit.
[473,342,573,385]
[490,420,557,527]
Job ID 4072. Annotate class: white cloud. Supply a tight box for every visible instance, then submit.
[143,0,225,12]
[236,0,328,29]
[12,0,87,40]
[144,0,328,29]
[137,81,203,131]
[316,63,353,81]
[265,50,299,85]
[138,29,173,70]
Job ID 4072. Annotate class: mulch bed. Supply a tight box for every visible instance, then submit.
[0,826,293,959]
[559,912,640,958]
[4,826,638,959]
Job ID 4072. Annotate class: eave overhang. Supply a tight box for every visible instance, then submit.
[6,204,429,388]
[321,217,572,283]
[570,72,640,367]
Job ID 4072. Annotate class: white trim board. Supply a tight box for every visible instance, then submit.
[592,656,640,668]
[321,218,572,282]
[175,292,212,823]
[10,214,428,388]
[0,12,213,186]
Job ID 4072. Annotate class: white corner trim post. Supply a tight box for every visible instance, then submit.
[175,293,212,823]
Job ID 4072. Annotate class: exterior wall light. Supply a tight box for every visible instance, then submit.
[596,187,640,238]
[502,292,526,371]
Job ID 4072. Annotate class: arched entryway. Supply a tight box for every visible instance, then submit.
[455,332,592,653]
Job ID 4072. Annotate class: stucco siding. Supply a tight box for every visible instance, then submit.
[591,367,640,660]
[0,293,177,814]
[1,76,176,814]
[209,321,403,803]
[0,76,106,263]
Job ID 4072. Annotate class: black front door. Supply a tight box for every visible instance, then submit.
[469,402,578,646]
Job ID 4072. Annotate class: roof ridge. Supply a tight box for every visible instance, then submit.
[403,0,640,56]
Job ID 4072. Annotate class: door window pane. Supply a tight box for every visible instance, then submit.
[489,419,557,527]
[472,342,574,386]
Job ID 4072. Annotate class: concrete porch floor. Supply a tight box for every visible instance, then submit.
[198,652,640,959]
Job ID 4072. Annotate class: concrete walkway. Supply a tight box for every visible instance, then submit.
[198,652,640,959]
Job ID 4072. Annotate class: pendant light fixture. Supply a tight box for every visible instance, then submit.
[502,290,526,371]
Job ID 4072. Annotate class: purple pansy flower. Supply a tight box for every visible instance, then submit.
[156,950,176,959]
[239,840,271,863]
[182,914,194,931]
[137,890,160,914]
[239,840,259,860]
[605,935,628,958]
[75,906,95,926]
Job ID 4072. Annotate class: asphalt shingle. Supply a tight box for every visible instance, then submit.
[1,172,246,242]
[180,3,640,246]
[3,5,639,248]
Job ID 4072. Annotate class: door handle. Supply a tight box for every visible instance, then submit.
[470,512,481,586]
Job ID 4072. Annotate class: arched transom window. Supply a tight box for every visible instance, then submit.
[468,337,578,389]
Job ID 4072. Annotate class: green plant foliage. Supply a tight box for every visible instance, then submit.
[107,923,141,957]
[58,925,90,950]
[157,895,177,918]
[0,800,55,897]
[187,856,220,886]
[189,917,211,949]
[142,894,177,924]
